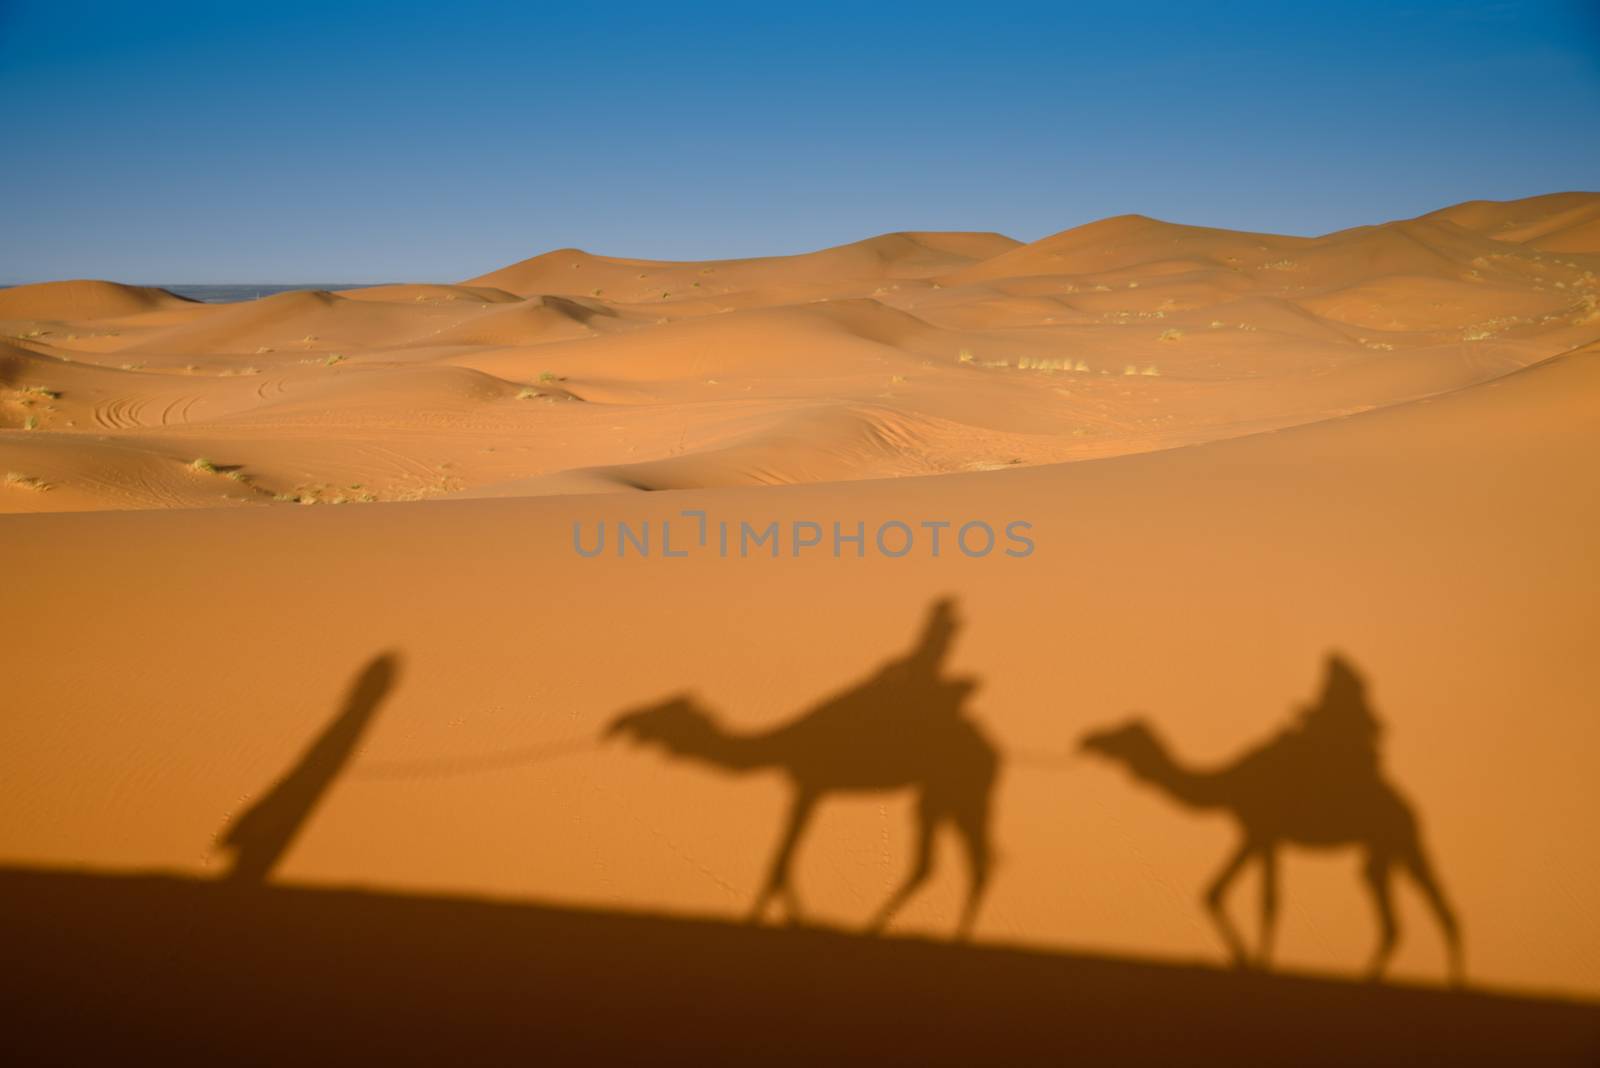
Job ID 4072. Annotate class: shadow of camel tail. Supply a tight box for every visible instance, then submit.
[217,652,401,883]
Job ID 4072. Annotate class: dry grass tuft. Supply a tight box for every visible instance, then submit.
[4,471,50,491]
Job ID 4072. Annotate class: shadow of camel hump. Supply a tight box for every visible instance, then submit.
[217,652,402,883]
[1081,651,1464,984]
[604,597,999,937]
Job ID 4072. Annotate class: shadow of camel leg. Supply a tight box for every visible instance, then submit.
[779,880,806,927]
[1257,844,1280,969]
[1204,839,1256,967]
[1362,853,1398,980]
[866,798,937,934]
[1403,844,1465,987]
[749,790,818,926]
[951,802,991,940]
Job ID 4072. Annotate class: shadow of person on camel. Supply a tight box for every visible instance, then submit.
[604,597,999,938]
[1081,652,1464,985]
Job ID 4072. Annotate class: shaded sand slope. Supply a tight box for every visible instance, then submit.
[3,345,1596,1006]
[3,193,1596,513]
[3,870,1594,1065]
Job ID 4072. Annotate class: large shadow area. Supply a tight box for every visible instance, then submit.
[2,632,1597,1063]
[2,869,1596,1065]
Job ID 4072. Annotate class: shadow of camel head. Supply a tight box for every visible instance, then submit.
[603,693,716,756]
[1079,718,1158,764]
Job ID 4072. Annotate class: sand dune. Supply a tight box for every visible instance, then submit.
[1424,191,1600,251]
[0,279,194,321]
[3,192,1595,514]
[2,196,1598,1043]
[467,231,1021,298]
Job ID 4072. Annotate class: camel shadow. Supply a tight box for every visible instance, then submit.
[604,597,999,937]
[216,652,401,883]
[6,638,1592,1062]
[1081,652,1464,984]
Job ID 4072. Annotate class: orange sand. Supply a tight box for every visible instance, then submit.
[2,195,1598,1039]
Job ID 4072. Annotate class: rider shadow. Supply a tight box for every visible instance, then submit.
[605,597,1000,938]
[1080,652,1465,984]
[216,652,401,884]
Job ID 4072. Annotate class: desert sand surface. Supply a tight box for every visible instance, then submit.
[3,193,1599,1061]
[3,192,1598,512]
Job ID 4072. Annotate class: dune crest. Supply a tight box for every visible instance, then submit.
[0,280,193,321]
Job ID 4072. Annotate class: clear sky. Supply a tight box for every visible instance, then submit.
[2,0,1597,283]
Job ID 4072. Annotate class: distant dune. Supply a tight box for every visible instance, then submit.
[1,193,1595,512]
[2,196,1598,1045]
[0,279,194,321]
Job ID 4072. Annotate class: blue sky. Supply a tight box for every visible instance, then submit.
[2,1,1596,283]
